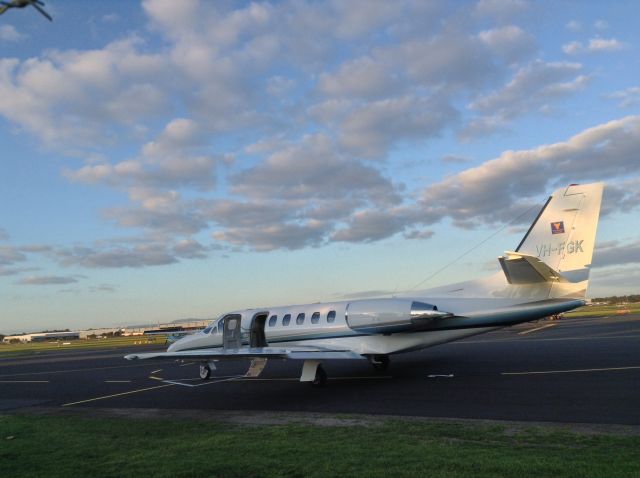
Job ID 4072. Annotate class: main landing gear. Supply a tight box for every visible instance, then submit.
[300,360,327,387]
[368,354,390,372]
[312,365,327,387]
[199,361,217,380]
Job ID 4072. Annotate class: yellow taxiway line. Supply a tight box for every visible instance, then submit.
[518,323,557,335]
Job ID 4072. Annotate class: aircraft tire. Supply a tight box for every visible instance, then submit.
[199,363,211,380]
[311,364,327,387]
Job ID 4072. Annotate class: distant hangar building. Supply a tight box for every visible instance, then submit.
[2,331,80,343]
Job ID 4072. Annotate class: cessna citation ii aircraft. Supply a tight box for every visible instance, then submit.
[126,182,604,386]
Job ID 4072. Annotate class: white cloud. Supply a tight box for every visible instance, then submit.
[2,1,637,262]
[16,276,79,285]
[463,60,587,138]
[475,0,530,20]
[318,57,400,100]
[589,265,640,296]
[565,20,581,32]
[605,86,640,108]
[0,266,39,277]
[0,38,169,149]
[231,134,400,203]
[56,243,179,268]
[339,96,457,158]
[592,240,640,268]
[562,41,582,55]
[478,25,536,63]
[422,116,640,226]
[380,33,497,88]
[213,221,329,252]
[563,37,625,55]
[588,37,624,51]
[0,246,26,265]
[594,20,608,30]
[0,25,26,42]
[332,209,410,243]
[66,118,218,192]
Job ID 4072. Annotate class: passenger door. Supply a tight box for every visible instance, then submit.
[222,314,242,349]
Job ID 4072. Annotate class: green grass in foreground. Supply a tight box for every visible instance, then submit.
[1,415,639,478]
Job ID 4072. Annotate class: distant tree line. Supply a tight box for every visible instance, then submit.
[592,294,640,304]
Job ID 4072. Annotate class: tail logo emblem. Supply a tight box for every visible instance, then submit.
[551,221,565,234]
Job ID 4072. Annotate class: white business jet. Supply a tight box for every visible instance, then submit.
[126,183,604,386]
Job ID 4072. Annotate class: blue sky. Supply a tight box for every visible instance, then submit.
[1,0,639,334]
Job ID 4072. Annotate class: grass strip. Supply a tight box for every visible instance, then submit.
[0,336,164,357]
[1,414,639,477]
[563,304,640,317]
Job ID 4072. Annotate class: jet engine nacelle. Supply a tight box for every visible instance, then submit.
[346,299,453,334]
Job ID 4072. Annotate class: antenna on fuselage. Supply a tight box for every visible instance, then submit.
[406,199,544,292]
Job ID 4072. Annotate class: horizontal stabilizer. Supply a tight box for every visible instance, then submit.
[498,251,568,285]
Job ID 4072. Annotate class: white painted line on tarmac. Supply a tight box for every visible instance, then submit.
[150,369,162,374]
[0,361,175,378]
[502,365,640,376]
[427,374,454,378]
[62,383,176,407]
[162,376,244,388]
[518,323,557,335]
[149,376,164,381]
[455,334,640,345]
[0,380,50,383]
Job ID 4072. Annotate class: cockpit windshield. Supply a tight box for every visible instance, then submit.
[202,316,225,334]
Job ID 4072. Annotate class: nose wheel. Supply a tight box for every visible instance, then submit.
[199,363,211,380]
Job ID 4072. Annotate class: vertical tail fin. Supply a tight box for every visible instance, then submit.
[513,183,604,298]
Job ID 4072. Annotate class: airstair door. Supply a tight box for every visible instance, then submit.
[223,314,242,349]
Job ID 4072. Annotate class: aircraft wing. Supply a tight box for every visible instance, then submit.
[125,346,365,361]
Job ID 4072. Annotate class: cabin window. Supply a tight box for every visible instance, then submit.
[282,314,291,326]
[327,310,336,323]
[202,327,212,334]
[268,315,278,327]
[311,312,320,324]
[296,313,305,325]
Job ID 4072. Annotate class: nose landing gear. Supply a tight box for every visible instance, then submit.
[199,363,211,380]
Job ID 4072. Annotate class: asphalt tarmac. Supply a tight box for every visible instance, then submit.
[1,314,639,425]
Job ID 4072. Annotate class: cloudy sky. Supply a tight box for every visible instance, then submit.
[1,0,639,334]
